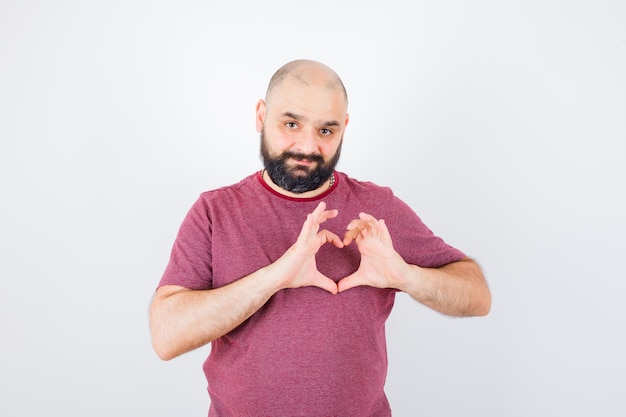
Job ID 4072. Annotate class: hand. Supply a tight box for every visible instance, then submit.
[338,212,409,292]
[272,202,343,294]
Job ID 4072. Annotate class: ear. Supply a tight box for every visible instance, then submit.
[344,113,350,128]
[255,99,266,133]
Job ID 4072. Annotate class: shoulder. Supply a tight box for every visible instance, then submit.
[335,171,396,207]
[197,172,259,202]
[182,173,261,218]
[334,172,423,224]
[336,171,393,195]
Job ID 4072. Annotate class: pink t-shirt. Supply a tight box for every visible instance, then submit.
[159,171,465,416]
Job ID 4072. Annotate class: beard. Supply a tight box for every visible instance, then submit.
[260,130,342,193]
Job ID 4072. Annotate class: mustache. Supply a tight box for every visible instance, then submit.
[280,152,325,164]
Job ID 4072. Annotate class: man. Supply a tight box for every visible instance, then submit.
[150,59,491,416]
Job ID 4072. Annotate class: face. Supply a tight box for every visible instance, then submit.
[260,128,343,193]
[256,76,349,193]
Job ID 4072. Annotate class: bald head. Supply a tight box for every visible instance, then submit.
[265,60,348,106]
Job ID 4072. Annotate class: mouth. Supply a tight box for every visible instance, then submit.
[288,155,320,169]
[291,157,314,165]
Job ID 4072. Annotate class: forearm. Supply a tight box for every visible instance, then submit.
[149,267,279,361]
[399,258,491,317]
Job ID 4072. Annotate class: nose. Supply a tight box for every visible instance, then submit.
[293,129,318,155]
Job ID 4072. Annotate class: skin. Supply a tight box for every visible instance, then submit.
[149,60,491,361]
[257,60,349,198]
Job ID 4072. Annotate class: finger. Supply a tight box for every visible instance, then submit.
[342,228,360,246]
[320,208,339,223]
[312,202,339,225]
[346,219,368,231]
[344,219,369,245]
[312,201,327,216]
[377,219,393,246]
[297,213,318,243]
[337,272,365,293]
[297,210,342,249]
[312,202,336,220]
[359,212,378,222]
[349,215,379,234]
[359,213,380,231]
[299,204,335,236]
[318,229,344,248]
[308,203,327,228]
[314,273,339,294]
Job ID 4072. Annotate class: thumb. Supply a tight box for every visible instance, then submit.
[313,273,339,294]
[337,271,365,293]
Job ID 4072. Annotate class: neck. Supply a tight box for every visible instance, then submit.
[261,169,335,199]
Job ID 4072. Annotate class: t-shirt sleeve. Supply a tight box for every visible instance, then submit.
[384,193,466,268]
[157,194,213,290]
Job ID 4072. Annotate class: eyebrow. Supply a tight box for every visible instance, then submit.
[281,112,341,127]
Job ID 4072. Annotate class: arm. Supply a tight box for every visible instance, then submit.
[149,202,344,361]
[398,257,491,317]
[338,213,491,317]
[150,271,280,361]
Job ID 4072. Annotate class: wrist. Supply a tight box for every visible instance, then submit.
[393,262,425,294]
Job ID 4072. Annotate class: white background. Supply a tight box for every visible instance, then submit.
[1,1,624,416]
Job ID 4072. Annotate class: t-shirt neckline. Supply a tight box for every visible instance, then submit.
[256,170,339,202]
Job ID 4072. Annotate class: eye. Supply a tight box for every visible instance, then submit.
[285,122,298,129]
[320,128,332,136]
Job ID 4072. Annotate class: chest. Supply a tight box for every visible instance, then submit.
[209,202,366,287]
